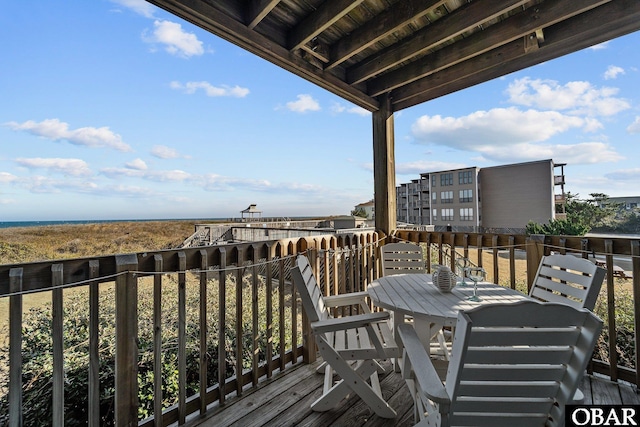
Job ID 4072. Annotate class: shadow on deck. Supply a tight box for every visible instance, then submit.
[190,360,640,427]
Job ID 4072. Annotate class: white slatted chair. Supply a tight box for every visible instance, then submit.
[381,242,452,358]
[529,253,606,403]
[398,301,603,427]
[291,254,400,418]
[380,242,425,276]
[529,253,606,310]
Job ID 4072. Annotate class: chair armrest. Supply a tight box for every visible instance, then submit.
[323,291,369,307]
[311,311,390,334]
[397,323,450,405]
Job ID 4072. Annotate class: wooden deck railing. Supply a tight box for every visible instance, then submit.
[0,231,381,427]
[0,229,638,426]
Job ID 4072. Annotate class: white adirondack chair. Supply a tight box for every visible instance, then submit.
[380,242,425,276]
[529,253,606,310]
[398,301,603,427]
[291,254,400,418]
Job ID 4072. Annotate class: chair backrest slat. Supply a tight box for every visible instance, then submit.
[380,243,425,276]
[529,254,605,310]
[291,255,329,323]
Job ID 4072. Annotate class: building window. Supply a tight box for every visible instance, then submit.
[432,209,437,221]
[459,189,473,203]
[442,208,454,221]
[432,192,437,202]
[459,170,473,184]
[441,191,453,203]
[460,208,474,221]
[440,173,453,186]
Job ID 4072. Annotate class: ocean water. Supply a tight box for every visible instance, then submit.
[0,219,209,229]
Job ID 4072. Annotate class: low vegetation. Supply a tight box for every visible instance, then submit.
[0,220,196,265]
[527,193,640,235]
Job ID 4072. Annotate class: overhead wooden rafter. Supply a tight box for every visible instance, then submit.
[146,0,640,113]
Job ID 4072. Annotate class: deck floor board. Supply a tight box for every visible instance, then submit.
[192,359,640,427]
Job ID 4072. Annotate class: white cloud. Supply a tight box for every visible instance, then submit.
[331,102,370,116]
[151,145,188,159]
[170,81,249,98]
[604,65,625,80]
[0,172,17,183]
[396,161,467,175]
[588,42,609,50]
[506,77,630,116]
[286,94,321,113]
[143,20,204,58]
[100,166,190,182]
[411,107,586,148]
[477,141,622,164]
[15,158,92,176]
[627,116,640,134]
[126,158,147,170]
[5,118,132,152]
[110,0,155,18]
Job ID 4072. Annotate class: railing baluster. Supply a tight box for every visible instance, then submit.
[177,252,187,425]
[492,235,499,284]
[508,236,516,289]
[235,247,244,396]
[88,260,100,427]
[52,264,64,427]
[9,268,23,427]
[265,244,273,379]
[631,240,640,387]
[153,255,163,426]
[605,240,618,381]
[252,245,259,387]
[199,249,208,415]
[278,246,286,372]
[218,247,227,405]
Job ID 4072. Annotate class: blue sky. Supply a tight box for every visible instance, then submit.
[1,1,639,221]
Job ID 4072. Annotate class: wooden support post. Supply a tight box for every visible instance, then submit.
[373,94,396,236]
[9,268,23,427]
[526,234,545,291]
[115,254,139,427]
[178,252,187,424]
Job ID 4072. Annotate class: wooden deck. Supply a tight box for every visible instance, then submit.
[190,360,640,427]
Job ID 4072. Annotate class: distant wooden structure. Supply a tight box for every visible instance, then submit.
[241,204,262,222]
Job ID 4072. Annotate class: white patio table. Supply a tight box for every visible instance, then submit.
[367,273,531,357]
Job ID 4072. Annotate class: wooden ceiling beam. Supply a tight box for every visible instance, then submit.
[287,0,365,52]
[347,0,530,85]
[246,0,281,30]
[392,0,640,111]
[145,0,379,111]
[369,0,610,98]
[325,0,447,70]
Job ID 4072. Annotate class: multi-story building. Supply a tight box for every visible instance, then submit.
[396,159,566,232]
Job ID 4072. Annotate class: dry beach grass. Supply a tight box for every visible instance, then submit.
[0,220,197,328]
